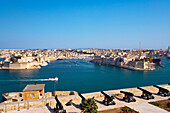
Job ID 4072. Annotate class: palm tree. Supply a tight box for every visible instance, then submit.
[80,98,98,113]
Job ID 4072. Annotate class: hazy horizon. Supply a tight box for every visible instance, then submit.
[0,47,169,50]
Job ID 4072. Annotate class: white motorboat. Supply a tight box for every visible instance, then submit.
[48,77,58,81]
[40,61,48,66]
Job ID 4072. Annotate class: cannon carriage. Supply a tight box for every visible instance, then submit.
[78,93,86,109]
[101,91,116,106]
[153,85,170,96]
[120,91,136,102]
[137,87,154,100]
[54,96,66,113]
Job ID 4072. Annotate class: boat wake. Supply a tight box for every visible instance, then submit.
[0,79,50,82]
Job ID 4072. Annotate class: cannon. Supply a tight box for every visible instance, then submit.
[78,93,96,109]
[137,87,154,100]
[101,91,116,106]
[78,93,85,102]
[65,99,73,106]
[120,91,136,102]
[54,96,66,113]
[153,85,170,96]
[78,93,86,109]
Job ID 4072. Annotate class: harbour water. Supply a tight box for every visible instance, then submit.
[0,58,170,101]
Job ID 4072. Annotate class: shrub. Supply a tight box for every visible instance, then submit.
[167,102,170,108]
[121,107,134,112]
[150,102,160,107]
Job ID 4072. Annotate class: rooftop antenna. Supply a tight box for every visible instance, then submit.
[139,41,141,58]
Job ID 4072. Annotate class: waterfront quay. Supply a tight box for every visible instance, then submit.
[90,56,156,71]
[0,84,169,113]
[0,48,169,71]
[0,49,94,70]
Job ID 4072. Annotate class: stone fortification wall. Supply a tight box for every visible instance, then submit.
[134,61,144,68]
[2,62,29,69]
[0,84,169,112]
[2,62,40,69]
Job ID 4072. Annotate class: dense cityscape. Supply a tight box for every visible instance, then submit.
[0,47,169,70]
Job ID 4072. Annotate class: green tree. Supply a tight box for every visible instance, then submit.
[81,98,98,113]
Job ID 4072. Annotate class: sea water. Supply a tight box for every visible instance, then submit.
[0,58,169,101]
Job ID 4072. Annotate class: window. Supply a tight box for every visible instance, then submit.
[31,94,35,97]
[40,94,42,96]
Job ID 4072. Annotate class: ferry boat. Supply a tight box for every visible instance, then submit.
[48,77,58,81]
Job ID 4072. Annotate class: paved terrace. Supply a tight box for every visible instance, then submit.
[2,84,170,113]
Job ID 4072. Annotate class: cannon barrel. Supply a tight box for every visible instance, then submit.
[153,85,161,88]
[153,85,169,93]
[78,93,85,101]
[120,91,134,96]
[55,96,63,110]
[65,99,73,106]
[101,91,113,100]
[137,87,152,95]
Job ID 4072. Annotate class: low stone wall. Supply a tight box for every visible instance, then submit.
[0,91,78,112]
[2,92,22,102]
[53,91,78,96]
[0,97,56,112]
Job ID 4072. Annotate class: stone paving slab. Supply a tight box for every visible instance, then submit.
[127,102,169,113]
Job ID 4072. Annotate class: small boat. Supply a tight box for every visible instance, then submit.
[46,59,50,63]
[160,65,164,67]
[57,58,64,60]
[48,77,58,81]
[167,54,170,59]
[40,61,48,66]
[152,58,161,64]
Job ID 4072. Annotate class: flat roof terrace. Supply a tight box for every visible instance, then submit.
[23,84,45,91]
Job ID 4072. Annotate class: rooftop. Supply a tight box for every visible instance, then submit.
[23,84,45,91]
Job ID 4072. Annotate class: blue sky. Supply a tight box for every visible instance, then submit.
[0,0,169,49]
